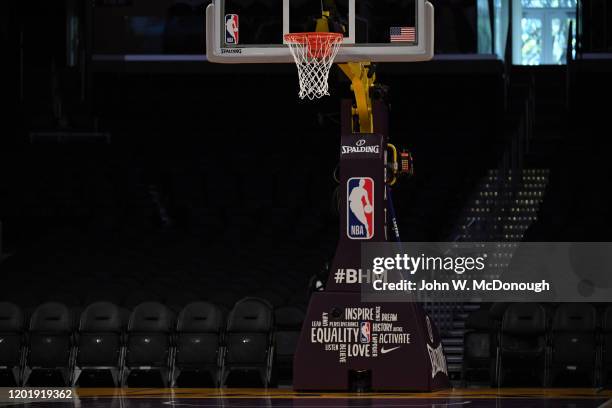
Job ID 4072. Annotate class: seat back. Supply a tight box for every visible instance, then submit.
[177,302,223,333]
[0,302,24,366]
[175,302,223,366]
[227,298,273,333]
[30,302,72,333]
[128,302,174,333]
[550,303,597,385]
[79,302,123,332]
[126,302,173,366]
[604,305,612,363]
[603,305,612,384]
[0,302,24,332]
[226,298,273,364]
[489,302,510,323]
[28,302,73,367]
[77,302,123,366]
[501,303,547,354]
[552,303,596,333]
[464,310,494,361]
[551,303,596,362]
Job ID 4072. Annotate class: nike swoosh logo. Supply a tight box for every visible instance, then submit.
[380,346,400,354]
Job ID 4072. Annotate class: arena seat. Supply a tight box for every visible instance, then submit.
[489,302,510,323]
[222,297,274,387]
[603,305,612,386]
[172,302,224,386]
[498,303,547,387]
[0,302,25,385]
[23,302,74,386]
[73,302,123,386]
[273,306,305,384]
[123,302,174,387]
[462,309,495,386]
[549,303,597,386]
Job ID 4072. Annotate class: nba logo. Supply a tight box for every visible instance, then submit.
[360,321,371,343]
[225,14,239,45]
[347,177,374,240]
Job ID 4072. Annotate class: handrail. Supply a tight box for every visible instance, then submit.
[503,6,513,111]
[489,0,496,55]
[567,20,574,65]
[576,0,582,57]
[566,20,574,111]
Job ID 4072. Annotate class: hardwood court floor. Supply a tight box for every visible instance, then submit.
[67,388,612,408]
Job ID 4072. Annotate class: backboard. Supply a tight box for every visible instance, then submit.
[206,0,434,63]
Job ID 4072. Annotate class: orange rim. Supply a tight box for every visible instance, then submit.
[284,32,343,58]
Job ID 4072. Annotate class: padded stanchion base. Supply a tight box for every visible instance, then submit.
[293,291,450,391]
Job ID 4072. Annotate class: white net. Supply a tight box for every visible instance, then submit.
[284,32,343,100]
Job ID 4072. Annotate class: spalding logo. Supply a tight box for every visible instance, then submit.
[341,138,380,154]
[341,145,380,154]
[221,48,242,54]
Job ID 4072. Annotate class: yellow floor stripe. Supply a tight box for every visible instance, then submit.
[74,388,612,400]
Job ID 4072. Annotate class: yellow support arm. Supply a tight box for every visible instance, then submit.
[315,11,331,32]
[315,9,374,134]
[338,62,375,133]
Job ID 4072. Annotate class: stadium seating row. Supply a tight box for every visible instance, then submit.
[0,298,304,387]
[463,303,612,387]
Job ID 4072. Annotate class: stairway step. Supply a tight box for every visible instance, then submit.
[422,313,454,321]
[423,304,459,312]
[425,315,456,323]
[453,321,466,329]
[444,346,464,354]
[447,329,466,337]
[447,363,462,372]
[446,355,463,364]
[442,338,463,346]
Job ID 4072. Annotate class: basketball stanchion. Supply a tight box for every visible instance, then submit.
[206,0,447,391]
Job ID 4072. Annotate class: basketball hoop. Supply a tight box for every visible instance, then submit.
[284,32,343,100]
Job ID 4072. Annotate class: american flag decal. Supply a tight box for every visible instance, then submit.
[390,26,416,42]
